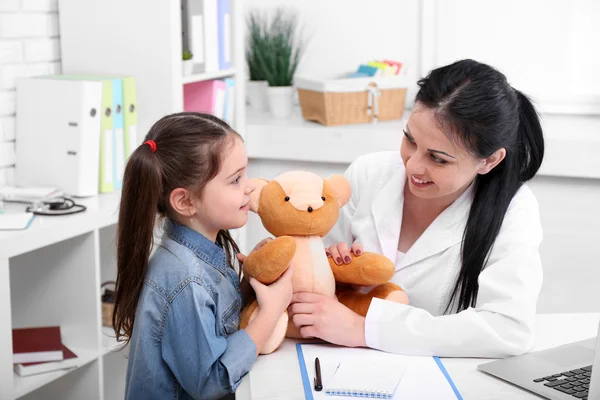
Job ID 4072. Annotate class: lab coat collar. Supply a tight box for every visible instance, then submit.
[372,172,474,269]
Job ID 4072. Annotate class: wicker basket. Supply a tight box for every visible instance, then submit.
[296,76,408,126]
[101,281,116,327]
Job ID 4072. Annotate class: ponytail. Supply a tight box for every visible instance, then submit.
[447,89,545,312]
[113,145,162,344]
[514,90,545,182]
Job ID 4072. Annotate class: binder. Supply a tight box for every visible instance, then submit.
[296,343,463,400]
[217,0,231,70]
[15,76,103,197]
[97,79,115,193]
[122,76,138,159]
[203,0,219,72]
[223,78,235,126]
[111,78,124,190]
[183,79,226,119]
[182,0,206,74]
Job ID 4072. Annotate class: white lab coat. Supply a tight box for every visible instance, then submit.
[325,151,543,358]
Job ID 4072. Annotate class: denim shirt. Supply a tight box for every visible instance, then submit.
[125,219,256,400]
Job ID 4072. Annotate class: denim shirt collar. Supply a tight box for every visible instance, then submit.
[163,219,230,274]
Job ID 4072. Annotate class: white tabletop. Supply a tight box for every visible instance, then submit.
[237,313,599,400]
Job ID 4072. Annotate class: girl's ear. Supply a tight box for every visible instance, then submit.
[169,188,194,216]
[249,179,269,213]
[325,174,351,208]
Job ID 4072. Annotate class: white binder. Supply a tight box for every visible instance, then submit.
[15,77,103,197]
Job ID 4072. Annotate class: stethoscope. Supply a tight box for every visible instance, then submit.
[26,197,87,216]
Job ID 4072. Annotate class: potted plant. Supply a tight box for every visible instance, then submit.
[258,9,303,118]
[182,50,193,76]
[246,10,269,111]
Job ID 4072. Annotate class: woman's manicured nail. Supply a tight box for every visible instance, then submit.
[344,256,351,263]
[336,257,342,264]
[355,250,361,255]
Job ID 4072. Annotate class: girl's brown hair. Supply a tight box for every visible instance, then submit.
[113,112,241,345]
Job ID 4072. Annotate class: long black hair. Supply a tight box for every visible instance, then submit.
[415,59,544,313]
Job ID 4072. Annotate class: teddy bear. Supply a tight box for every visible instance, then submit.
[239,171,408,354]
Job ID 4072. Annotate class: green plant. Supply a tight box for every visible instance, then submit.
[182,50,193,61]
[246,10,269,81]
[256,8,303,87]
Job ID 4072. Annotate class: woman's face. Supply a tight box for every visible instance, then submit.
[400,104,490,201]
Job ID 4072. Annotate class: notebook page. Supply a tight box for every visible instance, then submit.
[325,358,404,396]
[299,344,459,400]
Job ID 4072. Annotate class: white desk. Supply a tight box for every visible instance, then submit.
[237,313,599,400]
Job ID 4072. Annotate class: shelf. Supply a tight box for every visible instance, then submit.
[181,69,236,85]
[246,106,600,180]
[13,346,98,399]
[245,106,408,164]
[0,191,121,259]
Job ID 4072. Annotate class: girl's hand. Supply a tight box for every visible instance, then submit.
[237,238,273,302]
[288,292,366,348]
[236,237,273,265]
[326,241,363,265]
[250,265,294,317]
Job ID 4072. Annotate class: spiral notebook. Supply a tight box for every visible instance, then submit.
[325,358,404,398]
[297,343,463,400]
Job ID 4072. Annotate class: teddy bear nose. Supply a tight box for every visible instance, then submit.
[307,206,313,213]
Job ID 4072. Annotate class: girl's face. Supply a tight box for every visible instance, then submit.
[196,137,255,232]
[400,104,489,202]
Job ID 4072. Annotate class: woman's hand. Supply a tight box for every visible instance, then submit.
[288,292,366,348]
[326,241,363,265]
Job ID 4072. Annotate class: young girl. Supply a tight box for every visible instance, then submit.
[289,59,545,358]
[112,112,293,400]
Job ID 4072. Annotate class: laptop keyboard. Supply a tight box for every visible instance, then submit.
[533,365,592,399]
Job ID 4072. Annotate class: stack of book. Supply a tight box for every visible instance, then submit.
[12,326,79,377]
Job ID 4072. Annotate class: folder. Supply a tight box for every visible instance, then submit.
[122,76,138,159]
[15,76,103,197]
[111,78,124,190]
[97,79,115,193]
[217,0,231,70]
[182,0,206,74]
[223,78,235,126]
[183,79,226,119]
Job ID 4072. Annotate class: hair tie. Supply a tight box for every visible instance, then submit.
[144,140,157,153]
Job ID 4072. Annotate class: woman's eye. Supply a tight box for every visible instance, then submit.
[403,130,415,145]
[430,154,448,165]
[233,176,241,184]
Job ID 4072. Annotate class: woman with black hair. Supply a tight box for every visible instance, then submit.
[289,59,545,358]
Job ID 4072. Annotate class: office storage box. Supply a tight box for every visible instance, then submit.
[295,75,408,126]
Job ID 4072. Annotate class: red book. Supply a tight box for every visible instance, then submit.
[14,344,78,377]
[12,326,64,364]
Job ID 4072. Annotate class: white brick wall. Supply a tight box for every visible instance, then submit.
[0,0,60,186]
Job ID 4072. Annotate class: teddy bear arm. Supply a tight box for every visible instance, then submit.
[329,252,395,286]
[243,236,296,284]
[337,282,408,317]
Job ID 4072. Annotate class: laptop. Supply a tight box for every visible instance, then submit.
[478,321,600,400]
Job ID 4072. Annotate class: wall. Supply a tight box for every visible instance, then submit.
[0,0,61,186]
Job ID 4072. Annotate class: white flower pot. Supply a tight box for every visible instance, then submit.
[267,86,295,118]
[247,80,269,111]
[182,60,193,76]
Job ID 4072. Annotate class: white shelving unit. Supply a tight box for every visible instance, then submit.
[1,0,246,398]
[0,192,124,400]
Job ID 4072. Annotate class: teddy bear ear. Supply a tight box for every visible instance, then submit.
[249,178,269,213]
[325,174,351,208]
